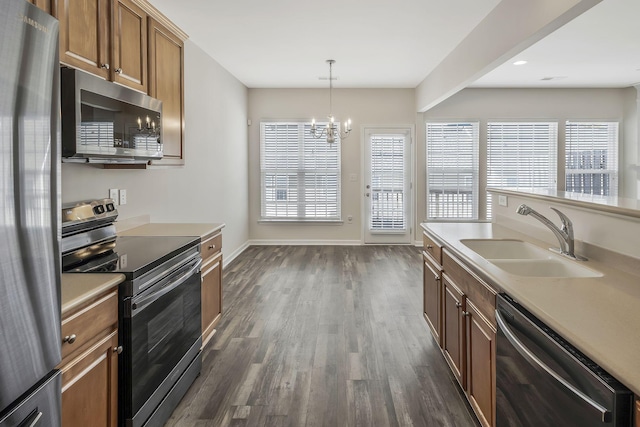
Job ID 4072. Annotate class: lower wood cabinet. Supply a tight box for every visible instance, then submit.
[466,299,496,427]
[58,288,119,427]
[442,276,466,388]
[423,236,497,427]
[423,253,442,346]
[200,231,223,348]
[61,330,118,427]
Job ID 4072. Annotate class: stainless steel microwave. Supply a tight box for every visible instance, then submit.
[61,68,163,164]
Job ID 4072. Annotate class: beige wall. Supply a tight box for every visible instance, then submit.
[247,88,416,243]
[418,87,636,231]
[61,41,250,261]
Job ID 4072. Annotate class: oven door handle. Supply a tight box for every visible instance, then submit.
[131,258,202,315]
[495,309,611,423]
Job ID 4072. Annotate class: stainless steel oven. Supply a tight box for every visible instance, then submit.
[62,199,203,427]
[496,294,633,427]
[121,248,202,427]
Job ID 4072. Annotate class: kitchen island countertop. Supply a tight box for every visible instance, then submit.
[421,221,640,396]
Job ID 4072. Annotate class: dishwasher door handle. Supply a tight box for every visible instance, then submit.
[495,309,612,423]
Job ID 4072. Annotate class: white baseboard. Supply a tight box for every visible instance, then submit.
[247,239,363,246]
[223,241,251,268]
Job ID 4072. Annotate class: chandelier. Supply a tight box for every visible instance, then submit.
[310,59,351,143]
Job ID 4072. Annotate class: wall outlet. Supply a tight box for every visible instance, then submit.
[498,195,508,207]
[109,188,119,203]
[119,189,127,205]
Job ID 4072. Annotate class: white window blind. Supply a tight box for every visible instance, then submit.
[487,122,557,217]
[369,134,406,230]
[565,121,618,197]
[260,122,341,220]
[426,122,479,220]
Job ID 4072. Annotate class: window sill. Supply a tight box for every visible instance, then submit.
[258,219,344,225]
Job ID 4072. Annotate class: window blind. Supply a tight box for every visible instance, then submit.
[369,134,406,230]
[426,122,479,220]
[565,121,618,196]
[260,122,341,220]
[487,122,558,217]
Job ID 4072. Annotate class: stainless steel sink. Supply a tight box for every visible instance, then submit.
[460,239,603,278]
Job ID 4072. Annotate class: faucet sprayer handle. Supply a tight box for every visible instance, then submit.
[549,207,573,236]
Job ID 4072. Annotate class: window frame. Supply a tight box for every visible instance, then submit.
[425,121,480,221]
[259,121,342,223]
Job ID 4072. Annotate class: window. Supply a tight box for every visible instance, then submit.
[260,122,341,220]
[426,122,479,220]
[565,122,618,196]
[487,122,558,217]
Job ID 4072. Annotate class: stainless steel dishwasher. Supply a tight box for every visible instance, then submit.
[495,294,633,427]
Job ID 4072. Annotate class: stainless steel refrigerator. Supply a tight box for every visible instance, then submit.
[0,1,62,426]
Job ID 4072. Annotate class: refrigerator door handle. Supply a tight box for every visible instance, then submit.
[496,309,611,423]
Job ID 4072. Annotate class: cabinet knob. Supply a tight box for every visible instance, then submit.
[113,346,123,354]
[462,311,470,317]
[426,245,433,249]
[115,68,123,74]
[208,244,215,250]
[434,275,440,281]
[63,334,77,344]
[101,63,110,70]
[455,302,462,308]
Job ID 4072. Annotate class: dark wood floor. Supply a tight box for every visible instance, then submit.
[166,245,478,427]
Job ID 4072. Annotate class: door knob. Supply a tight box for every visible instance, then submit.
[365,193,370,197]
[366,184,370,189]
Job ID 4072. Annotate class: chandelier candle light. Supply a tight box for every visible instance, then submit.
[310,59,352,143]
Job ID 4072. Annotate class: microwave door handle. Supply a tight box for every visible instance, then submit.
[132,258,202,314]
[495,309,611,423]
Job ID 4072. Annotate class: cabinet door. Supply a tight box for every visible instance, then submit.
[423,256,442,346]
[61,330,118,427]
[111,0,147,92]
[201,252,222,347]
[30,0,51,13]
[148,18,184,163]
[466,300,496,427]
[442,276,465,388]
[56,0,111,79]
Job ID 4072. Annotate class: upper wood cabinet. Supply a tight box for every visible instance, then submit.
[29,0,52,13]
[55,0,147,92]
[112,0,147,92]
[148,18,184,164]
[56,0,111,80]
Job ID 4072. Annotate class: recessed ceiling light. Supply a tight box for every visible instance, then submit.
[513,60,528,66]
[540,76,567,81]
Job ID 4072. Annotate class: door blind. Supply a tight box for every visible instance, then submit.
[369,134,406,230]
[260,122,341,220]
[426,122,479,220]
[565,121,618,196]
[487,122,558,217]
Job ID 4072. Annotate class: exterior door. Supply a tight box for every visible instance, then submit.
[364,128,412,244]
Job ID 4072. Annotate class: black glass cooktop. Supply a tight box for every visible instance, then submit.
[64,235,199,279]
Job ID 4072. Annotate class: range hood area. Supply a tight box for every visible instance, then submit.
[60,68,163,165]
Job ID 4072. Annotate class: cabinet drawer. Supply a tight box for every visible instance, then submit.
[201,232,222,262]
[61,290,118,361]
[423,232,443,266]
[443,249,496,326]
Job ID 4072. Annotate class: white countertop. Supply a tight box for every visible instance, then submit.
[61,273,125,316]
[118,222,225,238]
[421,222,640,395]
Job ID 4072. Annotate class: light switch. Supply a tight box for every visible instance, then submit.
[119,189,127,205]
[498,195,508,207]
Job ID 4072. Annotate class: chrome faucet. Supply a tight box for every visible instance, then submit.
[516,204,586,261]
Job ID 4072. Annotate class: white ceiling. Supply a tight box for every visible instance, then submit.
[148,0,500,88]
[471,0,640,88]
[149,0,640,90]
